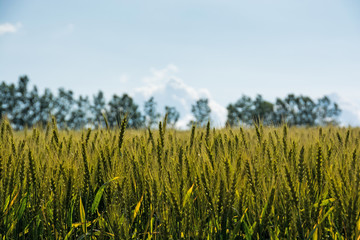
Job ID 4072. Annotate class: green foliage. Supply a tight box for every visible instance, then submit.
[227,93,341,127]
[164,105,180,127]
[0,76,341,131]
[0,77,149,130]
[91,91,106,128]
[189,98,211,127]
[107,93,144,129]
[144,97,160,128]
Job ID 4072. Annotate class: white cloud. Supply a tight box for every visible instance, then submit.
[328,93,360,126]
[0,22,22,35]
[133,65,227,129]
[132,66,360,128]
[142,64,178,84]
[176,114,194,129]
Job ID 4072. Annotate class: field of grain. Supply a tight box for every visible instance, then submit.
[0,117,359,239]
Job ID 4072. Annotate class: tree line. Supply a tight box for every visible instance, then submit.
[0,76,341,129]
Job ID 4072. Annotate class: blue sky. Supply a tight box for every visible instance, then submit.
[1,0,360,127]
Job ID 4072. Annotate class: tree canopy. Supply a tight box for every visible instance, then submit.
[0,76,342,129]
[226,94,341,127]
[189,98,211,127]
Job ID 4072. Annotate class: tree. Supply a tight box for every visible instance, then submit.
[37,88,55,127]
[274,98,288,125]
[315,96,341,125]
[252,95,274,125]
[226,95,254,127]
[26,85,41,127]
[144,97,160,128]
[274,94,317,126]
[11,76,30,129]
[4,76,42,129]
[0,75,343,129]
[54,88,74,129]
[295,96,317,126]
[190,98,211,127]
[108,93,144,128]
[91,91,106,128]
[226,104,238,127]
[165,106,180,127]
[108,94,123,127]
[274,94,297,126]
[68,95,91,129]
[0,77,55,128]
[0,81,16,121]
[0,82,7,120]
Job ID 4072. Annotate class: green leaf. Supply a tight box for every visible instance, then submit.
[3,195,10,212]
[307,207,334,240]
[3,189,20,216]
[233,208,248,236]
[17,193,28,221]
[64,228,74,240]
[133,195,143,220]
[320,198,335,207]
[91,177,120,214]
[182,183,194,208]
[259,187,275,225]
[79,197,86,234]
[67,197,75,228]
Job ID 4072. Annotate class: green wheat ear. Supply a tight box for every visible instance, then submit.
[0,154,3,184]
[118,115,128,151]
[159,121,164,148]
[285,165,298,207]
[28,149,37,188]
[189,125,196,149]
[102,112,109,130]
[85,128,91,146]
[255,123,261,143]
[316,144,323,192]
[298,146,305,184]
[1,114,359,239]
[282,124,288,156]
[163,113,168,132]
[51,115,58,131]
[240,127,248,149]
[205,121,210,146]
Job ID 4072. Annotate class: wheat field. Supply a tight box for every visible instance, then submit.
[0,116,359,239]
